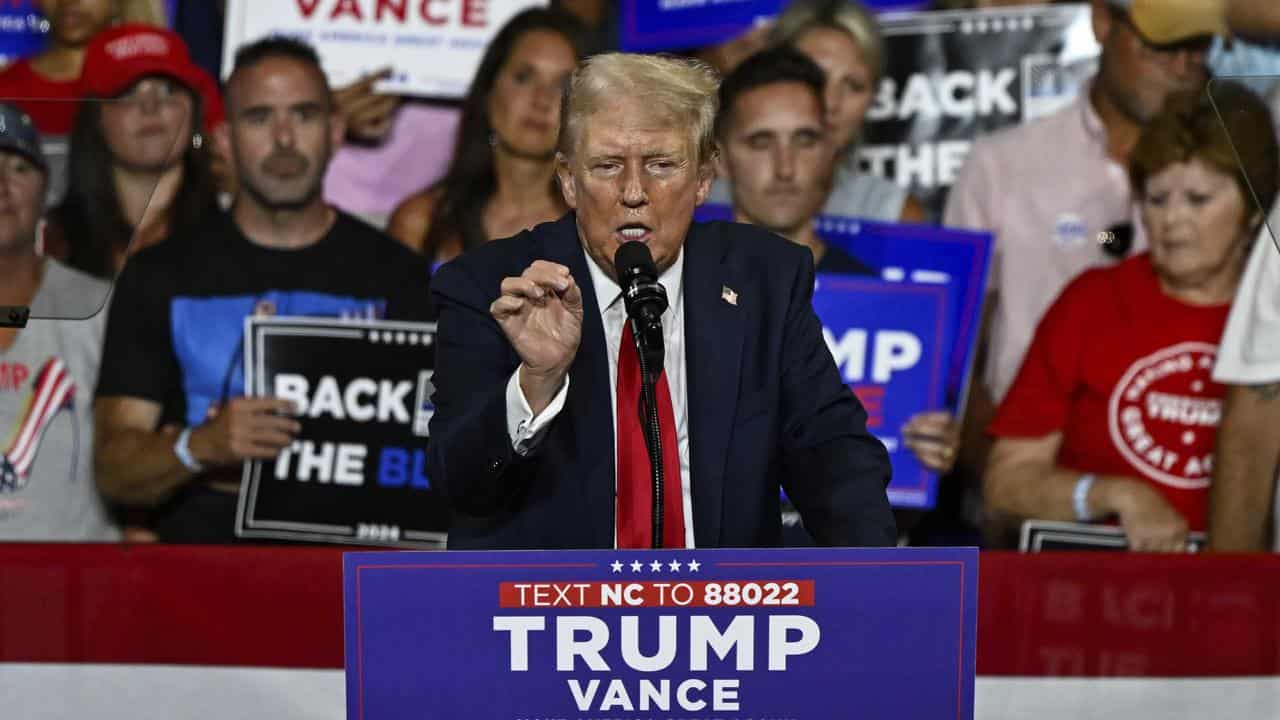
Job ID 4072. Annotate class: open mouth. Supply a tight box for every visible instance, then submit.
[617,224,652,242]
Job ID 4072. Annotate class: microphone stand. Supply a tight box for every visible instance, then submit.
[629,316,666,549]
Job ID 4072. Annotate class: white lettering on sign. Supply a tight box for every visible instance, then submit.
[274,374,412,424]
[493,614,820,673]
[493,613,819,712]
[275,441,367,485]
[869,69,1018,121]
[859,140,972,189]
[823,329,923,383]
[294,0,488,27]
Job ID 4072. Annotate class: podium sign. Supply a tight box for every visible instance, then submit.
[344,547,978,719]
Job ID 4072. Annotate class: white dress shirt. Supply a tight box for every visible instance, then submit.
[505,248,695,547]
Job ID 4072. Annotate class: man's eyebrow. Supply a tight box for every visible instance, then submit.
[236,99,327,116]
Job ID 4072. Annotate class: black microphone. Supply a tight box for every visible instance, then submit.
[614,241,669,325]
[614,241,669,548]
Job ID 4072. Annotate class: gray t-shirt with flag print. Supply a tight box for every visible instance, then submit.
[0,260,118,540]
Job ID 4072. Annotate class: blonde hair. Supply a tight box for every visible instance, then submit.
[559,53,721,167]
[770,0,886,84]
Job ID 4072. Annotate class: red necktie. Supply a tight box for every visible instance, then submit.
[615,320,686,549]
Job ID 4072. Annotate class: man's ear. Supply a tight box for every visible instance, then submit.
[214,122,232,164]
[695,151,717,206]
[1090,0,1116,45]
[713,140,728,181]
[556,152,577,209]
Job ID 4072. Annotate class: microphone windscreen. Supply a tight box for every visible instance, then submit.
[614,241,657,282]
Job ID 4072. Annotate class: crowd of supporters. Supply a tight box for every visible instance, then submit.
[3,0,1280,552]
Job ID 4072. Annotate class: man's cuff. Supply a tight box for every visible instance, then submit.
[505,368,570,455]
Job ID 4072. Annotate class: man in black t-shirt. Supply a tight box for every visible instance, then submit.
[94,38,434,542]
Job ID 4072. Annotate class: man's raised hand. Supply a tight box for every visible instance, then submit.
[490,261,584,414]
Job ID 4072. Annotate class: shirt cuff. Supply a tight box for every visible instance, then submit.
[506,367,570,455]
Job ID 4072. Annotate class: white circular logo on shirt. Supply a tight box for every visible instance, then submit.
[1107,342,1220,490]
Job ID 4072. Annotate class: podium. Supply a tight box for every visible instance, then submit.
[343,547,978,719]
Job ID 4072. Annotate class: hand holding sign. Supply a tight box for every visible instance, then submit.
[334,67,402,144]
[190,397,301,465]
[1102,477,1190,553]
[902,411,961,474]
[491,261,584,414]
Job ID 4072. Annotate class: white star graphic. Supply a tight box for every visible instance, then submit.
[630,560,643,573]
[668,559,682,572]
[650,560,663,572]
[611,560,623,573]
[687,559,701,572]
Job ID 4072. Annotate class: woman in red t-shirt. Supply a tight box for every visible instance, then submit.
[984,82,1280,552]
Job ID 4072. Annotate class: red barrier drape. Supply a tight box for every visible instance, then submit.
[2,545,1278,676]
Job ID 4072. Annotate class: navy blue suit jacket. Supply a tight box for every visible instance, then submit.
[427,213,895,549]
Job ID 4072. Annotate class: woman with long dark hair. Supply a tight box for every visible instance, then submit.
[43,25,222,279]
[388,8,585,263]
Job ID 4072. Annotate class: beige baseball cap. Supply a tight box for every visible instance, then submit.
[1109,0,1228,45]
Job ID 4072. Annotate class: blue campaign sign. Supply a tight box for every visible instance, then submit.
[620,0,930,52]
[815,275,950,509]
[0,1,47,65]
[345,547,978,719]
[818,217,992,406]
[621,0,782,53]
[693,207,992,405]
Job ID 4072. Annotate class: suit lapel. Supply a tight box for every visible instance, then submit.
[541,214,615,548]
[682,225,744,548]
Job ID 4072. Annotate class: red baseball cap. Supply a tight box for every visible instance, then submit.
[79,24,225,130]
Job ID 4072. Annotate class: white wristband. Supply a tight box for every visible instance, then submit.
[174,427,204,473]
[1073,473,1096,522]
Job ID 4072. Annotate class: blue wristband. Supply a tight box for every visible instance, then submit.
[1073,473,1096,522]
[174,427,204,473]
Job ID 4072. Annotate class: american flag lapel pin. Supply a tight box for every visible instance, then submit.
[721,285,738,306]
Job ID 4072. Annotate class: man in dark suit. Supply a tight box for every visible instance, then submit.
[427,53,894,550]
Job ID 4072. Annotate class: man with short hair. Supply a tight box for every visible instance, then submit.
[0,103,117,540]
[714,47,872,276]
[94,38,433,542]
[717,48,963,479]
[428,53,895,550]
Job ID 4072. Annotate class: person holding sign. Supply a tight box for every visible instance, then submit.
[713,47,961,477]
[984,83,1278,551]
[93,38,434,543]
[388,8,586,265]
[428,53,895,551]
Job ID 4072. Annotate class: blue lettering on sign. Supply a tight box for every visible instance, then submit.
[378,447,430,489]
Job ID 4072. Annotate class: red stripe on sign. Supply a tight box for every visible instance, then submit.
[3,546,1280,676]
[497,580,816,608]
